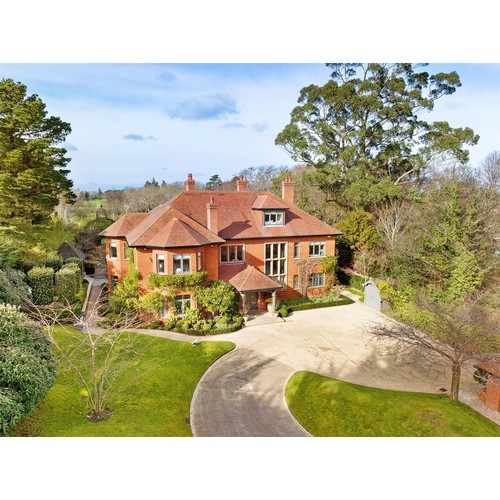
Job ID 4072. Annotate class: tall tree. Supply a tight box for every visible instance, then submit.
[205,174,222,190]
[275,64,479,209]
[0,79,74,228]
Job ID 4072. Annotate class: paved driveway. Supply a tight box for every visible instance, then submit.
[133,302,496,436]
[189,302,460,436]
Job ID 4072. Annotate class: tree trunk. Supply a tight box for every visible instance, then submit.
[450,363,461,401]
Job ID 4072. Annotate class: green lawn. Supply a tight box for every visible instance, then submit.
[11,326,234,437]
[286,371,500,437]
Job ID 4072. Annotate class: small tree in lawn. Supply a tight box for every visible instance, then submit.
[198,280,238,317]
[296,259,317,298]
[366,294,500,401]
[33,293,143,422]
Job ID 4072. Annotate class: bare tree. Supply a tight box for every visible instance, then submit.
[353,245,379,280]
[296,259,318,298]
[375,199,412,252]
[480,150,500,191]
[367,295,500,401]
[28,294,145,422]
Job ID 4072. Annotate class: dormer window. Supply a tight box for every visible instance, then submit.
[264,210,284,226]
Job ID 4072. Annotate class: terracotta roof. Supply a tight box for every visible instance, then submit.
[251,194,289,210]
[101,189,340,247]
[99,213,147,237]
[218,264,282,292]
[165,190,341,240]
[126,206,225,248]
[475,361,500,378]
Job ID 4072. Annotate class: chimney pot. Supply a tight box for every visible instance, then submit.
[206,196,219,234]
[281,176,295,204]
[236,175,249,192]
[185,173,196,192]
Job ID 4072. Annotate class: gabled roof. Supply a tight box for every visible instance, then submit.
[251,194,289,210]
[218,264,282,292]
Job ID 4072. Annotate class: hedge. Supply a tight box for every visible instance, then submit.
[43,254,64,272]
[147,271,208,291]
[285,297,354,312]
[27,266,55,305]
[62,262,82,294]
[173,319,244,336]
[55,267,78,303]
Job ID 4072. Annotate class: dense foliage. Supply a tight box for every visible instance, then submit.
[197,280,239,317]
[146,271,208,293]
[0,304,56,435]
[27,266,55,305]
[0,268,30,306]
[276,63,478,209]
[0,79,74,230]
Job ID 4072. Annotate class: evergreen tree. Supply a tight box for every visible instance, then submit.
[0,79,75,229]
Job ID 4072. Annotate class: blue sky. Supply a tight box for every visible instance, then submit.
[2,63,500,191]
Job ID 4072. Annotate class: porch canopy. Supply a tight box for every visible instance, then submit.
[219,264,282,312]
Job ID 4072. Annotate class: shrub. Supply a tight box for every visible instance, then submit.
[43,253,64,272]
[62,262,82,294]
[0,269,31,307]
[27,266,55,305]
[278,307,288,318]
[281,296,354,312]
[198,280,238,317]
[55,267,78,303]
[0,304,56,435]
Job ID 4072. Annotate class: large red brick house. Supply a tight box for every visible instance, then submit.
[101,174,341,316]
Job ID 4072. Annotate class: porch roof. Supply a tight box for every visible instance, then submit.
[218,264,282,293]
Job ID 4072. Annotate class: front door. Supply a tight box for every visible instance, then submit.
[247,292,259,311]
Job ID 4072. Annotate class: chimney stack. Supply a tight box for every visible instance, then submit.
[236,175,249,192]
[185,173,196,192]
[206,195,219,234]
[281,176,295,204]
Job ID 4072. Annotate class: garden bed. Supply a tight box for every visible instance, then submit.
[280,293,354,312]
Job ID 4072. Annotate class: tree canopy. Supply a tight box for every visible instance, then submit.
[0,79,74,229]
[275,64,479,209]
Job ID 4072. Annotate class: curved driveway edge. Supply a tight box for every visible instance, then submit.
[190,347,310,437]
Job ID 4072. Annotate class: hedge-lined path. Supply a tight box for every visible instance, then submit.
[129,302,497,436]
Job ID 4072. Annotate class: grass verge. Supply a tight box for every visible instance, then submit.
[286,371,500,437]
[11,326,234,437]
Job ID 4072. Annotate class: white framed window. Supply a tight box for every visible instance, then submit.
[264,210,284,226]
[111,275,119,287]
[156,254,165,274]
[292,275,299,289]
[173,254,190,274]
[294,242,300,259]
[110,242,118,259]
[197,252,203,272]
[308,273,324,287]
[174,294,191,315]
[264,242,287,287]
[220,244,244,263]
[309,241,326,257]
